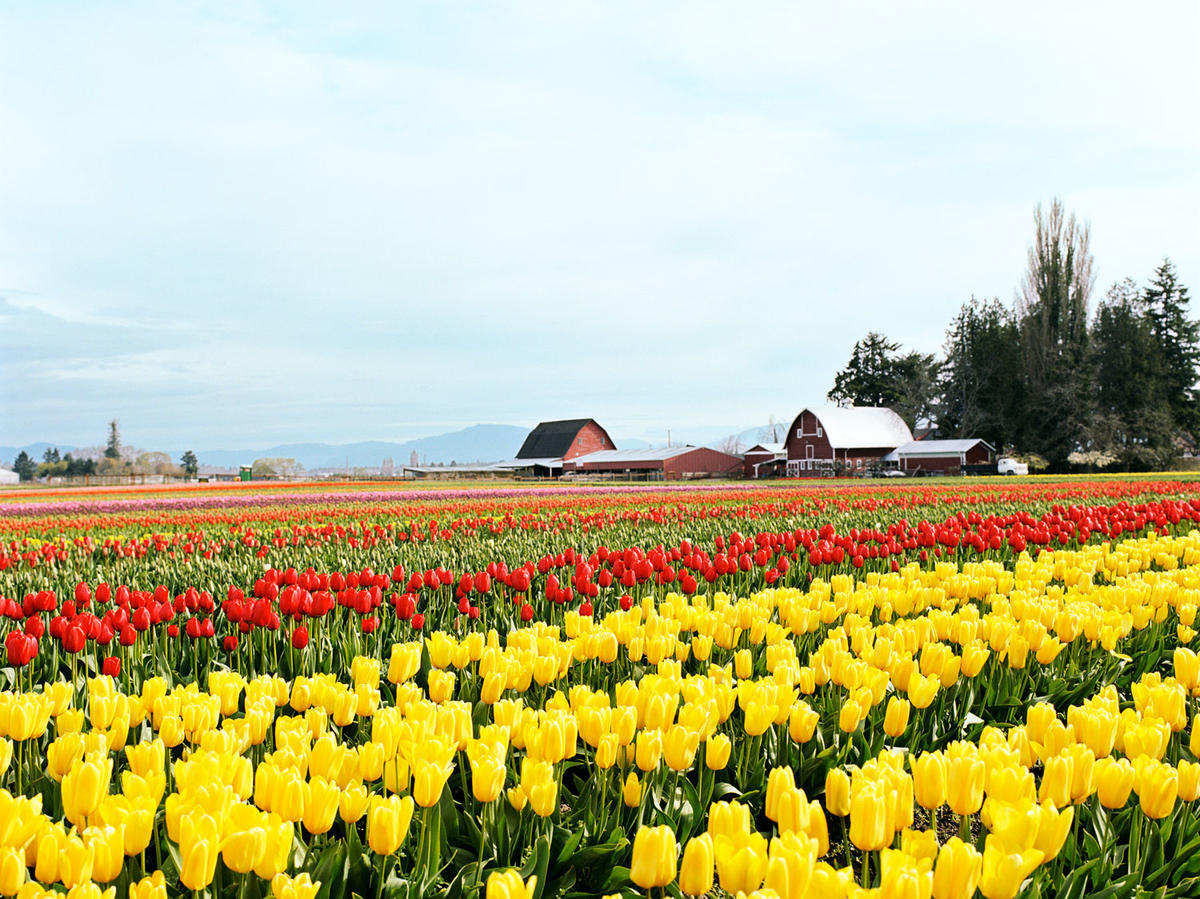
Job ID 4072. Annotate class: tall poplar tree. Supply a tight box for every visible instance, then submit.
[1016,200,1095,468]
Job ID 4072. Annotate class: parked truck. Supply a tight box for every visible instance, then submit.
[963,457,1030,477]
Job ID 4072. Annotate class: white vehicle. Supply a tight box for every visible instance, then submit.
[997,457,1028,476]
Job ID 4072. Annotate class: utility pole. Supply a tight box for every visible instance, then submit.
[666,430,671,448]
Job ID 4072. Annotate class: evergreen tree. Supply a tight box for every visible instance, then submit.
[940,297,1023,451]
[1016,199,1095,468]
[828,332,939,431]
[1143,258,1200,437]
[1090,279,1174,469]
[105,420,122,460]
[13,451,36,482]
[42,447,60,464]
[828,332,901,407]
[890,350,941,433]
[180,450,199,480]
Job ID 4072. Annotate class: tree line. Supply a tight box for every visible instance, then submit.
[828,200,1196,472]
[9,421,201,482]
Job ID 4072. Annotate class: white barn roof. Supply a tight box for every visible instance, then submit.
[802,407,914,449]
[883,438,994,461]
[570,446,697,465]
[744,443,785,455]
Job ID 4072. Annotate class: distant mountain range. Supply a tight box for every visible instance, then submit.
[2,421,783,472]
[189,424,531,470]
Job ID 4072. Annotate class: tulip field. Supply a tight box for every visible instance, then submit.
[7,477,1200,899]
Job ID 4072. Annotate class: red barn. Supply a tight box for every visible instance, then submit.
[743,443,786,479]
[494,418,616,476]
[785,406,913,477]
[883,438,996,476]
[562,446,742,480]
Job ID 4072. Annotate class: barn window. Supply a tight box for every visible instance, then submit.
[817,427,823,438]
[796,428,802,438]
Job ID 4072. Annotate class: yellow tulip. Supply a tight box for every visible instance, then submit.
[367,794,414,855]
[764,832,817,899]
[663,724,700,771]
[254,814,294,880]
[932,837,981,899]
[62,756,113,827]
[1037,754,1074,809]
[945,749,984,816]
[339,782,370,823]
[913,752,947,810]
[1095,757,1135,809]
[901,829,939,865]
[178,813,219,891]
[706,734,732,770]
[622,772,642,808]
[272,872,322,899]
[302,777,340,835]
[766,767,797,822]
[884,697,911,738]
[678,834,715,896]
[849,778,890,852]
[0,845,25,896]
[825,768,851,817]
[128,871,166,899]
[485,869,537,899]
[714,831,768,894]
[1137,760,1179,819]
[82,824,124,883]
[630,825,678,889]
[1179,760,1200,802]
[978,835,1043,899]
[1033,802,1073,862]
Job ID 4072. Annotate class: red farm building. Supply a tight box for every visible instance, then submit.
[492,418,616,477]
[883,438,996,476]
[743,443,786,479]
[785,406,914,477]
[562,446,742,480]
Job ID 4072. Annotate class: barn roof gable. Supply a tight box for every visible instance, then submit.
[516,419,606,459]
[791,406,914,449]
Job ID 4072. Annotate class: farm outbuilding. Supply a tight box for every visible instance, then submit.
[743,443,786,479]
[785,406,914,477]
[562,446,742,480]
[883,438,996,476]
[0,468,19,486]
[495,419,616,476]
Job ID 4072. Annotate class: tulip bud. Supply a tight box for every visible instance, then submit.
[272,872,322,899]
[129,871,167,899]
[486,869,537,899]
[678,834,714,896]
[884,697,911,738]
[825,768,851,817]
[848,778,890,852]
[1137,760,1179,819]
[706,734,732,770]
[622,771,642,808]
[932,837,981,899]
[630,825,678,889]
[367,794,414,855]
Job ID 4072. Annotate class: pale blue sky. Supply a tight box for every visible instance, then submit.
[2,2,1197,450]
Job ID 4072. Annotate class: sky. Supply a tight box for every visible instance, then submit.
[2,1,1198,451]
